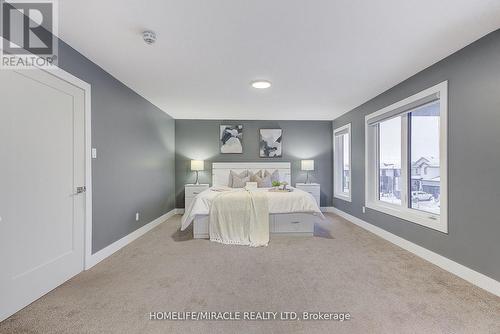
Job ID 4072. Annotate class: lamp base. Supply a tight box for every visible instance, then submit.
[194,171,200,185]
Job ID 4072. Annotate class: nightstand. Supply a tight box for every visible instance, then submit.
[295,183,320,206]
[185,184,209,209]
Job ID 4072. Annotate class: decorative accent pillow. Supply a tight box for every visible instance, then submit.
[228,170,248,187]
[252,174,272,188]
[245,182,258,190]
[249,170,262,181]
[232,175,250,188]
[264,169,280,183]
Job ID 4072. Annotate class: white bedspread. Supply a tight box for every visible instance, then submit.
[209,190,269,247]
[181,187,324,231]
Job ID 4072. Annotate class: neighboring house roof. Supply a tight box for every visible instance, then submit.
[413,175,440,182]
[412,156,439,167]
[380,157,439,170]
[380,162,401,169]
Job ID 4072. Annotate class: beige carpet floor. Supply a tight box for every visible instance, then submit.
[1,213,499,334]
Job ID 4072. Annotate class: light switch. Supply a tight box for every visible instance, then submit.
[92,148,97,159]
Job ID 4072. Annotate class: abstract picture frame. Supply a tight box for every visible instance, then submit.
[259,128,282,158]
[220,125,243,153]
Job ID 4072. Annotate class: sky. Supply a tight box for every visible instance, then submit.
[379,102,440,166]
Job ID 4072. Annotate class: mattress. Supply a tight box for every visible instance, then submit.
[181,186,324,231]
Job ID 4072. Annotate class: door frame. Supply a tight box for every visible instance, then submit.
[40,66,93,270]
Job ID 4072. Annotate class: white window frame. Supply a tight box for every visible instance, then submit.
[333,123,352,202]
[365,81,448,233]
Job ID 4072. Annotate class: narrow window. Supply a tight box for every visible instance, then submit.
[334,124,351,201]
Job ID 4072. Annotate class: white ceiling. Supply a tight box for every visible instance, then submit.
[59,0,500,120]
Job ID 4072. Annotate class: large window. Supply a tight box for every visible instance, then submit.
[333,123,351,201]
[365,82,447,233]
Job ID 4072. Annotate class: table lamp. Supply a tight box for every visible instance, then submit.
[301,160,314,184]
[191,160,204,185]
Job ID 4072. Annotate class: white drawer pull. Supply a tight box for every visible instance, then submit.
[193,192,200,194]
[291,221,300,224]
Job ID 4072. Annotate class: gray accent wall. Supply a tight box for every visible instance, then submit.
[175,120,332,208]
[333,30,500,281]
[58,41,176,253]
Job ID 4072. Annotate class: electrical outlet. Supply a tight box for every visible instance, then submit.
[135,212,139,221]
[362,206,366,213]
[91,148,97,159]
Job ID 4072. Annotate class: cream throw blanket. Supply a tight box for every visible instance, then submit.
[209,190,269,247]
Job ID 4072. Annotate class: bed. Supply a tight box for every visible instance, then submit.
[181,162,323,239]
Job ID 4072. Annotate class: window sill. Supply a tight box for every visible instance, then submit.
[365,201,447,233]
[334,193,351,202]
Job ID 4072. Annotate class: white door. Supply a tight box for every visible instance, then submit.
[0,68,86,321]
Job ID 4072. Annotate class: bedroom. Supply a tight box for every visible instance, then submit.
[0,1,499,333]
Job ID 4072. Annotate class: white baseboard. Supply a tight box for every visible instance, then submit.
[326,207,500,297]
[85,208,178,269]
[322,207,339,214]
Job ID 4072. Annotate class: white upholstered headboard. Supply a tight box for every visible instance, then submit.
[212,162,291,187]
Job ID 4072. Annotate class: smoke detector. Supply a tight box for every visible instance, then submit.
[142,30,156,45]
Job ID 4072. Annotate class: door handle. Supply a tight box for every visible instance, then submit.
[76,186,86,194]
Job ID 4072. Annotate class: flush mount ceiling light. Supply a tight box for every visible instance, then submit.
[142,30,157,45]
[251,80,272,89]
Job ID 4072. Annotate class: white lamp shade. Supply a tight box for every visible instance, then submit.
[301,160,314,171]
[191,160,204,171]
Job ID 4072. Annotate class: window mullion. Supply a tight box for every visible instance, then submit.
[400,116,409,208]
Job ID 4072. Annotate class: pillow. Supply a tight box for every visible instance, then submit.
[249,170,262,182]
[228,170,248,187]
[252,174,272,188]
[264,169,280,183]
[232,175,250,188]
[245,182,258,190]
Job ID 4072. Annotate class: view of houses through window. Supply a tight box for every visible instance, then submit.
[378,116,402,205]
[410,102,440,214]
[377,101,441,215]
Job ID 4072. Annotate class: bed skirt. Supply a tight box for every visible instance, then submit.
[193,213,316,239]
